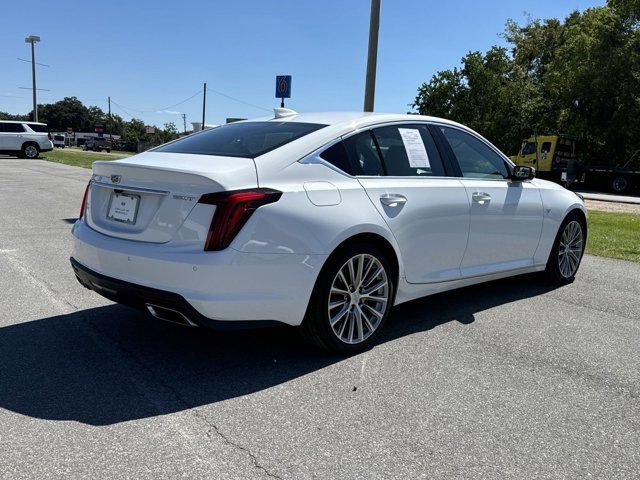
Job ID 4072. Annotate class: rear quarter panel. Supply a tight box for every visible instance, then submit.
[232,161,405,274]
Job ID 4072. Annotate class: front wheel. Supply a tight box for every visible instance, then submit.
[301,243,395,353]
[545,213,586,284]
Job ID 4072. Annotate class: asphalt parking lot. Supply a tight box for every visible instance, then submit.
[1,156,639,479]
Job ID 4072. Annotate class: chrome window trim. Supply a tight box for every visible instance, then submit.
[300,120,456,180]
[299,119,516,181]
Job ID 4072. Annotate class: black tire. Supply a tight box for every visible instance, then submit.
[544,211,586,285]
[300,242,395,354]
[21,143,40,159]
[612,175,630,194]
[106,149,111,153]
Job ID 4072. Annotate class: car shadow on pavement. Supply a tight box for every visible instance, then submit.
[0,274,558,426]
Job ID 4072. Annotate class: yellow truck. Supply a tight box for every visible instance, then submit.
[511,135,640,193]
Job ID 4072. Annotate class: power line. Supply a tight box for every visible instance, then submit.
[207,87,271,112]
[111,87,271,116]
[111,90,202,114]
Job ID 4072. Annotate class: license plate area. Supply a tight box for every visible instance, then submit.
[107,192,140,224]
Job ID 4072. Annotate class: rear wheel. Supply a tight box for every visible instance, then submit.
[545,213,586,284]
[612,175,630,193]
[21,143,40,159]
[301,243,395,353]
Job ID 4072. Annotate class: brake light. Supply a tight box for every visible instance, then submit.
[79,181,90,219]
[199,188,282,251]
[48,132,53,141]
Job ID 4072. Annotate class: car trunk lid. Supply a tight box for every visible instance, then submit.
[86,152,257,243]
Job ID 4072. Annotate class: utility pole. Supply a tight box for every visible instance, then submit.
[201,82,207,131]
[181,113,187,134]
[24,35,41,122]
[108,96,113,143]
[363,0,381,112]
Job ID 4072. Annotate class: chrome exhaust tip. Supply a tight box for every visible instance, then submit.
[145,304,198,327]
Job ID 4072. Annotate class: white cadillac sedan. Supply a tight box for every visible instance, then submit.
[71,110,587,353]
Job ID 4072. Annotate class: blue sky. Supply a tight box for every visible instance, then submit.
[1,0,604,128]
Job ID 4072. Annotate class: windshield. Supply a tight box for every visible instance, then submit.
[154,121,327,158]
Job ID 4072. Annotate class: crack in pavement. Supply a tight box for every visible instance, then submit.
[88,317,284,479]
[193,408,284,480]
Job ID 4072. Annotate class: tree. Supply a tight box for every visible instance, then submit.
[413,2,640,163]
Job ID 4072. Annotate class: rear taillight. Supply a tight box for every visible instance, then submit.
[79,181,90,219]
[199,188,282,251]
[48,132,52,141]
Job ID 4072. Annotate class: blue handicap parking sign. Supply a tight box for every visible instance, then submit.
[275,75,292,98]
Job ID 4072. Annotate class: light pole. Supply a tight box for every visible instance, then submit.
[24,35,41,122]
[363,0,381,112]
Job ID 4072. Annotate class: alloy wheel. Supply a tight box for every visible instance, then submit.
[558,220,583,278]
[328,254,389,344]
[25,145,38,158]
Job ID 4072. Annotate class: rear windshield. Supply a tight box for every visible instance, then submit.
[27,123,48,132]
[154,121,327,158]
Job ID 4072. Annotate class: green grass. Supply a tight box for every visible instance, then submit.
[586,210,640,263]
[40,147,134,168]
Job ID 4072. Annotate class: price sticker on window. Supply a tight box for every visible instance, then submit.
[398,128,430,168]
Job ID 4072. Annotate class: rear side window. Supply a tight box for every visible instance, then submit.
[440,126,509,179]
[155,121,326,158]
[1,123,25,133]
[319,141,356,175]
[371,125,445,177]
[26,123,48,133]
[343,131,385,176]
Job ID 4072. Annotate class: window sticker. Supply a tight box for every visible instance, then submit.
[398,128,430,168]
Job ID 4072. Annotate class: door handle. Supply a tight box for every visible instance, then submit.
[380,194,407,207]
[472,192,491,205]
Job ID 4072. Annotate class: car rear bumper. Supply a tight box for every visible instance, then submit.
[71,258,285,329]
[71,220,326,326]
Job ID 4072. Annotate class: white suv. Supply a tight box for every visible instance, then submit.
[0,120,54,159]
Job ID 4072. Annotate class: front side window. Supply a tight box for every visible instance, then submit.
[521,141,536,155]
[371,125,445,177]
[155,121,326,158]
[440,126,509,179]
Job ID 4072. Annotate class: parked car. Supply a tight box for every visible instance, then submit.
[83,137,112,152]
[71,110,587,353]
[0,120,53,159]
[53,134,66,148]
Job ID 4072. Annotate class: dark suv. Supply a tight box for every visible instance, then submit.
[83,138,112,153]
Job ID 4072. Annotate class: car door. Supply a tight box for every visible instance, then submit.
[437,125,544,277]
[350,124,470,284]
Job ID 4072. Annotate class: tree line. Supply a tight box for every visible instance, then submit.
[0,97,179,144]
[413,0,640,164]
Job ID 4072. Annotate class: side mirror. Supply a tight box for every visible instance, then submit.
[512,165,536,181]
